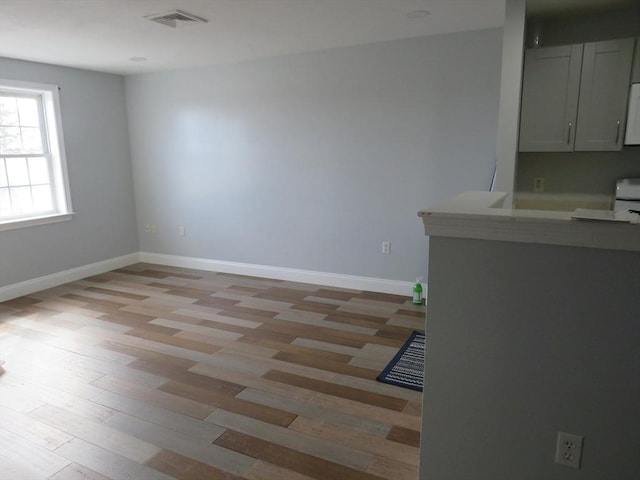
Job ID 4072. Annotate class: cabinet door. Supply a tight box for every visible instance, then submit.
[519,44,583,152]
[575,38,635,151]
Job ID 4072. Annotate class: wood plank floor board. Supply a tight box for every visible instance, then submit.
[0,369,107,407]
[191,351,274,376]
[386,425,421,448]
[0,427,71,479]
[176,332,279,359]
[150,317,244,341]
[291,337,362,357]
[158,379,297,428]
[91,390,226,441]
[275,310,378,336]
[243,460,317,480]
[54,437,175,480]
[91,374,215,420]
[145,449,246,480]
[103,412,255,476]
[313,394,421,431]
[48,463,114,480]
[0,377,115,423]
[189,363,319,402]
[80,325,231,366]
[0,404,73,451]
[0,263,424,480]
[194,345,338,382]
[288,416,420,467]
[235,388,390,437]
[29,403,162,464]
[206,409,373,470]
[366,456,419,480]
[272,351,378,381]
[332,374,423,403]
[125,328,221,354]
[173,307,262,328]
[263,370,407,411]
[214,429,385,480]
[0,453,55,480]
[130,358,246,397]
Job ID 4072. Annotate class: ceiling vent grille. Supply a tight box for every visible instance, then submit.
[146,9,208,28]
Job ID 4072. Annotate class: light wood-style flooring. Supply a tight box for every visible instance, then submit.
[0,263,425,480]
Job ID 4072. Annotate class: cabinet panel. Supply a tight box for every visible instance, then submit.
[519,45,582,152]
[632,37,640,84]
[625,83,640,145]
[575,38,634,151]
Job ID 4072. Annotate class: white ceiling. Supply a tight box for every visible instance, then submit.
[0,0,634,76]
[0,0,507,75]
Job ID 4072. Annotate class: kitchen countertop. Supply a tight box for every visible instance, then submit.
[418,191,640,252]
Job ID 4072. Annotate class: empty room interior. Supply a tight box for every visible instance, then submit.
[1,1,639,479]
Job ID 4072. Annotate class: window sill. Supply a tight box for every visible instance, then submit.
[0,212,75,232]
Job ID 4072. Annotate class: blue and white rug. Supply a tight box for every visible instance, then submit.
[377,331,425,391]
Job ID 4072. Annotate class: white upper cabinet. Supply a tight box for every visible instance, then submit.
[575,38,635,151]
[519,38,635,152]
[519,45,583,152]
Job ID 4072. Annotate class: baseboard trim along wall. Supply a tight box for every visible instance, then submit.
[0,251,423,302]
[139,252,418,297]
[0,253,139,303]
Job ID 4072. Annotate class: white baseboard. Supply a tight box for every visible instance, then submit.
[139,251,420,297]
[0,253,139,303]
[0,251,425,303]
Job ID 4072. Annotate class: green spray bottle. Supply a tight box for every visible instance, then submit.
[412,277,423,305]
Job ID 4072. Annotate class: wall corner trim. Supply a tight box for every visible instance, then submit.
[138,252,419,297]
[0,253,139,302]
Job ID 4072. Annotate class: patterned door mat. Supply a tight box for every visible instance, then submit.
[377,331,425,391]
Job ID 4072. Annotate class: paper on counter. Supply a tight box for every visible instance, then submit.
[571,209,640,224]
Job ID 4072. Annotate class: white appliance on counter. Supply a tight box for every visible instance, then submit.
[615,178,640,213]
[625,84,640,144]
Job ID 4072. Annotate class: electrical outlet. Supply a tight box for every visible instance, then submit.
[178,226,185,236]
[533,177,545,193]
[381,241,391,254]
[555,432,583,469]
[150,224,157,234]
[144,224,151,233]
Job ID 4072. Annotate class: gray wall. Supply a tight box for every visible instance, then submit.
[517,149,640,195]
[421,236,640,479]
[0,58,138,287]
[126,29,503,283]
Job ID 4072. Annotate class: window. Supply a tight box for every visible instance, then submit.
[0,79,73,230]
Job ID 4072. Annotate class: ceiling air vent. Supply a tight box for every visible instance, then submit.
[146,9,208,28]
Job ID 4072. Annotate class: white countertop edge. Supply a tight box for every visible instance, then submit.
[418,191,640,252]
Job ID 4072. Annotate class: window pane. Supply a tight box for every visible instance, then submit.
[17,97,40,127]
[0,187,11,217]
[5,157,30,186]
[9,186,33,215]
[28,157,50,185]
[0,160,7,187]
[1,83,71,224]
[32,185,53,212]
[21,127,44,154]
[0,126,23,154]
[0,97,19,126]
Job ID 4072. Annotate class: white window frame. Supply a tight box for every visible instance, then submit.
[0,79,74,231]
